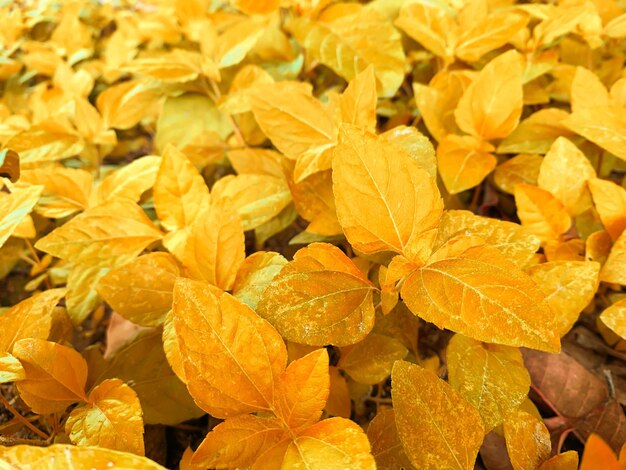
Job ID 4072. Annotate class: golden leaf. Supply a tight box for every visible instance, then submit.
[211,174,292,231]
[21,167,92,218]
[447,334,530,431]
[95,331,202,425]
[66,378,145,455]
[257,243,376,347]
[0,288,65,353]
[497,109,575,154]
[251,82,336,181]
[0,184,43,249]
[538,451,579,470]
[537,137,596,216]
[580,434,623,470]
[228,147,283,179]
[0,352,25,384]
[35,197,162,266]
[121,49,205,83]
[570,66,611,114]
[173,278,287,418]
[5,121,84,164]
[435,210,540,268]
[96,79,161,130]
[514,183,572,243]
[93,156,161,205]
[13,338,88,414]
[162,309,185,383]
[233,251,287,310]
[381,126,437,179]
[278,417,376,469]
[191,415,285,469]
[493,154,543,195]
[402,238,560,351]
[154,144,210,234]
[337,333,407,385]
[455,50,523,141]
[325,366,351,419]
[437,134,496,194]
[599,299,626,340]
[290,9,405,98]
[395,1,455,61]
[339,65,377,132]
[213,16,269,69]
[0,444,166,469]
[599,230,626,285]
[528,260,600,336]
[564,105,626,161]
[65,262,109,325]
[588,177,626,240]
[97,253,180,327]
[367,408,415,470]
[391,360,484,470]
[503,408,551,470]
[274,349,329,432]
[181,197,244,290]
[333,125,443,259]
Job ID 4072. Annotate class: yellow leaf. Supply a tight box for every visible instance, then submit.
[162,309,186,383]
[600,298,626,340]
[514,183,572,243]
[570,66,611,114]
[96,79,161,130]
[279,417,376,469]
[538,451,579,470]
[391,360,484,470]
[455,50,524,141]
[233,251,287,310]
[21,167,92,218]
[437,134,497,194]
[447,334,530,431]
[497,109,575,154]
[211,174,292,231]
[154,144,210,235]
[66,378,144,455]
[0,352,25,383]
[580,434,622,470]
[381,126,437,179]
[402,239,560,351]
[588,177,626,240]
[213,16,268,69]
[13,338,87,414]
[228,147,283,179]
[93,156,161,205]
[338,333,407,385]
[325,366,351,419]
[0,444,166,469]
[65,262,109,325]
[599,230,626,284]
[0,288,66,353]
[493,154,543,195]
[275,349,329,432]
[257,243,376,347]
[367,408,415,470]
[155,93,230,158]
[528,260,600,336]
[251,82,336,181]
[191,415,285,469]
[434,210,540,268]
[6,121,84,164]
[503,408,551,470]
[537,137,596,216]
[95,331,202,425]
[290,9,405,98]
[339,65,377,132]
[121,49,205,83]
[232,0,280,14]
[395,1,455,61]
[414,71,474,142]
[35,197,162,266]
[333,125,443,259]
[173,278,287,418]
[97,253,180,327]
[564,105,626,161]
[181,197,244,290]
[586,230,612,264]
[0,184,43,249]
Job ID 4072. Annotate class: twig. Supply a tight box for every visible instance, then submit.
[0,393,50,440]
